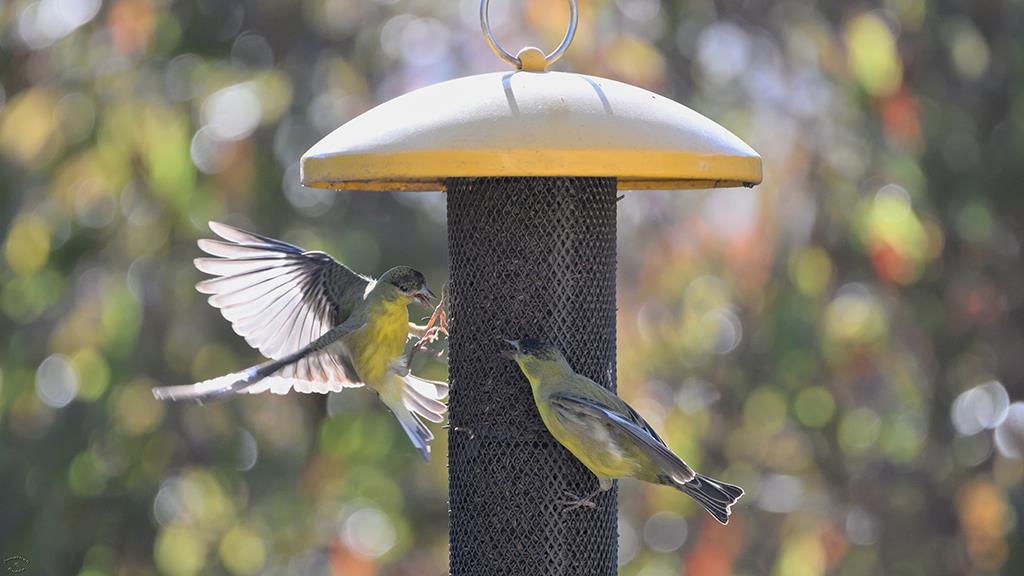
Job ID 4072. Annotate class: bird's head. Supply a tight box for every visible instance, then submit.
[499,337,570,380]
[378,266,435,306]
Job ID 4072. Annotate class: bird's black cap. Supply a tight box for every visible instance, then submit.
[499,337,560,360]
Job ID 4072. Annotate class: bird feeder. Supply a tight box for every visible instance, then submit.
[300,1,761,574]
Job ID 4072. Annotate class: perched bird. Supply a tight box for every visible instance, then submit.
[152,221,448,461]
[502,338,743,524]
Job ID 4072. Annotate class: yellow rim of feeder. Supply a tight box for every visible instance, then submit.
[302,72,762,192]
[300,1,762,192]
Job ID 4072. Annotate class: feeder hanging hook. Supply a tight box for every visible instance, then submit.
[480,0,578,72]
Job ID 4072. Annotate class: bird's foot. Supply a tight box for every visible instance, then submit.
[557,489,601,511]
[415,325,448,348]
[409,286,449,364]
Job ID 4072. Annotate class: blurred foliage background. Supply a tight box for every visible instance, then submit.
[2,0,1023,574]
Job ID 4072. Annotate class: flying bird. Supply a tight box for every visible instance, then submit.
[152,221,448,461]
[502,337,743,524]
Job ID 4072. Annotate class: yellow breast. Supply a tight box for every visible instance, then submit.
[346,299,409,387]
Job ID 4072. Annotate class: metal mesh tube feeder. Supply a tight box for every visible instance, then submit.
[300,1,762,573]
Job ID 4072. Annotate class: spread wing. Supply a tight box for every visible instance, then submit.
[549,394,695,485]
[194,221,369,388]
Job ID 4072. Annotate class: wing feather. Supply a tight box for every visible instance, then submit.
[550,394,696,484]
[194,257,297,277]
[208,271,300,310]
[196,266,299,295]
[195,221,371,389]
[208,220,305,252]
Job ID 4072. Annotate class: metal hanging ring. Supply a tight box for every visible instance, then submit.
[480,0,578,70]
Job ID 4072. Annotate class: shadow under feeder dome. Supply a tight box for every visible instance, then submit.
[300,70,762,191]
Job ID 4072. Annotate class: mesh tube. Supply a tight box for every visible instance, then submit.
[446,177,618,575]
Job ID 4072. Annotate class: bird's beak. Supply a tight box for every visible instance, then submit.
[412,286,436,306]
[498,338,521,360]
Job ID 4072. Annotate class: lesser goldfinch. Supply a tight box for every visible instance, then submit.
[152,222,448,461]
[502,337,743,524]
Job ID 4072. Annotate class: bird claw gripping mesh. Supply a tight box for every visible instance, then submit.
[447,177,618,576]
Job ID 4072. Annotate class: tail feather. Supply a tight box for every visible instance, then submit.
[399,371,448,425]
[678,474,744,525]
[402,387,446,423]
[388,400,434,462]
[403,372,448,400]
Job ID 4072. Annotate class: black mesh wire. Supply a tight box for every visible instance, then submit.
[446,177,618,575]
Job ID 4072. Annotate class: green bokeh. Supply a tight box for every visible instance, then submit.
[2,1,1023,575]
